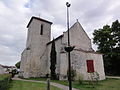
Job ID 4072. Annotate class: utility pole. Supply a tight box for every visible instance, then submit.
[65,2,75,90]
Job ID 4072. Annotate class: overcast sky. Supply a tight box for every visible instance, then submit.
[0,0,120,66]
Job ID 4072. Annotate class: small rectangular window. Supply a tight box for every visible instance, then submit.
[40,24,43,35]
[86,60,94,73]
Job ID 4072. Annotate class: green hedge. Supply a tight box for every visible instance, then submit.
[0,74,12,90]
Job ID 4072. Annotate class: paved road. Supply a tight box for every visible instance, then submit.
[12,78,79,90]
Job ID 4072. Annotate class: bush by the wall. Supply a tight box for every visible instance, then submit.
[78,74,83,85]
[0,74,12,90]
[10,69,17,78]
[67,67,76,81]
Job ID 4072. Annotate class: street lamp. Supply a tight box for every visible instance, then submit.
[65,2,75,90]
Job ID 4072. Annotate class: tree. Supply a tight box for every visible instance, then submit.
[93,20,120,75]
[15,61,21,69]
[50,39,57,80]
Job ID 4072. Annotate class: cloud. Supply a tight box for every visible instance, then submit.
[0,0,120,65]
[0,0,30,65]
[51,24,66,38]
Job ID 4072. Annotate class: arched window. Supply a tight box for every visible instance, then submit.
[40,24,43,35]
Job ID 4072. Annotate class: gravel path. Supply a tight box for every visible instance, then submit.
[12,78,79,90]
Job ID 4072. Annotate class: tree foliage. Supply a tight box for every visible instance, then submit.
[50,39,57,80]
[93,20,120,75]
[15,61,21,69]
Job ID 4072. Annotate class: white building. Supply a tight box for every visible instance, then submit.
[20,16,105,80]
[0,64,16,74]
[0,64,6,74]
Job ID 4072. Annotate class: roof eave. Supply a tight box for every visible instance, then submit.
[27,16,53,28]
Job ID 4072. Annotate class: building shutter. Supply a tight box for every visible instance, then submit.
[86,60,94,73]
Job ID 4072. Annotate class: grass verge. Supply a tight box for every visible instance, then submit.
[9,80,62,90]
[0,74,12,90]
[25,77,120,90]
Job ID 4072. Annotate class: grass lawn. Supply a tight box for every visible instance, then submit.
[0,74,11,80]
[53,78,120,90]
[26,77,120,90]
[9,80,62,90]
[72,78,120,90]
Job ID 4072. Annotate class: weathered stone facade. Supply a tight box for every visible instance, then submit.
[20,17,52,78]
[20,16,105,80]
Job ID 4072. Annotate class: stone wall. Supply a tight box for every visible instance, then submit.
[20,18,51,78]
[62,22,92,51]
[20,17,105,80]
[47,21,105,80]
[59,50,105,80]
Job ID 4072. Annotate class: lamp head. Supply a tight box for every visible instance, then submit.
[66,2,71,7]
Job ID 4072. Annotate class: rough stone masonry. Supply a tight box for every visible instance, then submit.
[20,16,105,80]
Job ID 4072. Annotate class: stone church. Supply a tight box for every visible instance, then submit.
[20,16,105,80]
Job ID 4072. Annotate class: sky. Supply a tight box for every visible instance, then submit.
[0,0,120,66]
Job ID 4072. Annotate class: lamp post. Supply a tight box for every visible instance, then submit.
[65,2,75,90]
[66,2,71,46]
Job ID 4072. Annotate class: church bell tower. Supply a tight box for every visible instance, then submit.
[21,16,52,78]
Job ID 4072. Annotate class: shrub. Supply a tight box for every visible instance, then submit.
[78,74,83,85]
[15,61,21,69]
[9,69,18,78]
[92,72,100,84]
[0,74,12,90]
[88,72,100,88]
[67,67,76,81]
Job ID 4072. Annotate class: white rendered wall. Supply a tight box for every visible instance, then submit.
[0,66,5,74]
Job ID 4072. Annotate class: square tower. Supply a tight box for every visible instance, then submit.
[20,16,52,78]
